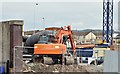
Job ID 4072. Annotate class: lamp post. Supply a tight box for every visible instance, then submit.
[34,3,38,34]
[42,17,45,30]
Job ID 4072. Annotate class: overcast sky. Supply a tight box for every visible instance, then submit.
[0,0,119,31]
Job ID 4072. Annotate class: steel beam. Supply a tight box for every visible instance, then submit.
[103,0,113,45]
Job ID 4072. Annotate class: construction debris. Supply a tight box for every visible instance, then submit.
[23,63,103,73]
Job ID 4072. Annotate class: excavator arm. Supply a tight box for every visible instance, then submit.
[55,26,76,54]
[38,25,76,55]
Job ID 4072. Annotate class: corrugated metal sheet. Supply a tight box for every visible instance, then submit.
[103,51,119,72]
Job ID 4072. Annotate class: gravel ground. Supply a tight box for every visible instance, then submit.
[23,63,103,73]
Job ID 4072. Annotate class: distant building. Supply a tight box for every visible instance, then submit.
[24,30,41,36]
[73,30,103,44]
[84,32,96,43]
[24,29,104,44]
[113,34,120,44]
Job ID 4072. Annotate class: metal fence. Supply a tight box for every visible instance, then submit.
[66,48,105,65]
[13,46,105,72]
[13,46,34,73]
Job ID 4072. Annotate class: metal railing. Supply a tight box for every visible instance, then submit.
[13,46,34,73]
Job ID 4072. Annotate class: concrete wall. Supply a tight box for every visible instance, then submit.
[2,21,10,63]
[117,50,119,73]
[0,20,23,65]
[103,50,119,73]
[118,1,120,31]
[0,22,3,63]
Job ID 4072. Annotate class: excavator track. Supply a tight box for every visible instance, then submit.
[43,57,53,64]
[64,56,74,65]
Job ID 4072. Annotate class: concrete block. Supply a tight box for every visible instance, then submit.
[0,22,3,64]
[0,20,23,70]
[103,50,119,72]
[118,51,120,73]
[2,21,10,62]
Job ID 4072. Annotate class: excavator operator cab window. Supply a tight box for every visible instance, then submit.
[48,35,55,43]
[39,34,56,44]
[39,35,48,42]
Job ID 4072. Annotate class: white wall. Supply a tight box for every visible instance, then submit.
[85,32,96,40]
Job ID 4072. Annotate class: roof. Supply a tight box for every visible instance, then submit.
[24,30,42,35]
[114,34,120,39]
[45,27,62,30]
[24,28,110,37]
[72,31,90,36]
[72,30,102,36]
[76,44,95,48]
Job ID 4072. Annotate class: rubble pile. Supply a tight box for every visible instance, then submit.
[23,63,103,73]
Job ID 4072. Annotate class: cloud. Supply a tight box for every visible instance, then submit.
[1,2,118,31]
[113,23,119,31]
[69,22,84,30]
[0,3,2,20]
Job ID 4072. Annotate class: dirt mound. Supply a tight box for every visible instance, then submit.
[23,63,103,73]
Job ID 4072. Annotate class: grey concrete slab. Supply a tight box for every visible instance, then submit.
[0,20,23,69]
[103,50,119,72]
[0,22,3,64]
[118,51,120,73]
[118,1,120,31]
[2,21,10,62]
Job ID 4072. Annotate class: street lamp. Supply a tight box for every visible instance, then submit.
[42,17,45,30]
[34,3,38,34]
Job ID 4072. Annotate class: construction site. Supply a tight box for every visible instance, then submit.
[0,0,120,74]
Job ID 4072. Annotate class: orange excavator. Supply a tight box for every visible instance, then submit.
[25,26,76,64]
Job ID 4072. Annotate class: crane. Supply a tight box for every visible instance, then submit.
[103,0,113,45]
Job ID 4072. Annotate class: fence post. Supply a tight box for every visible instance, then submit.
[62,49,65,65]
[6,60,9,74]
[95,50,98,65]
[13,47,16,74]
